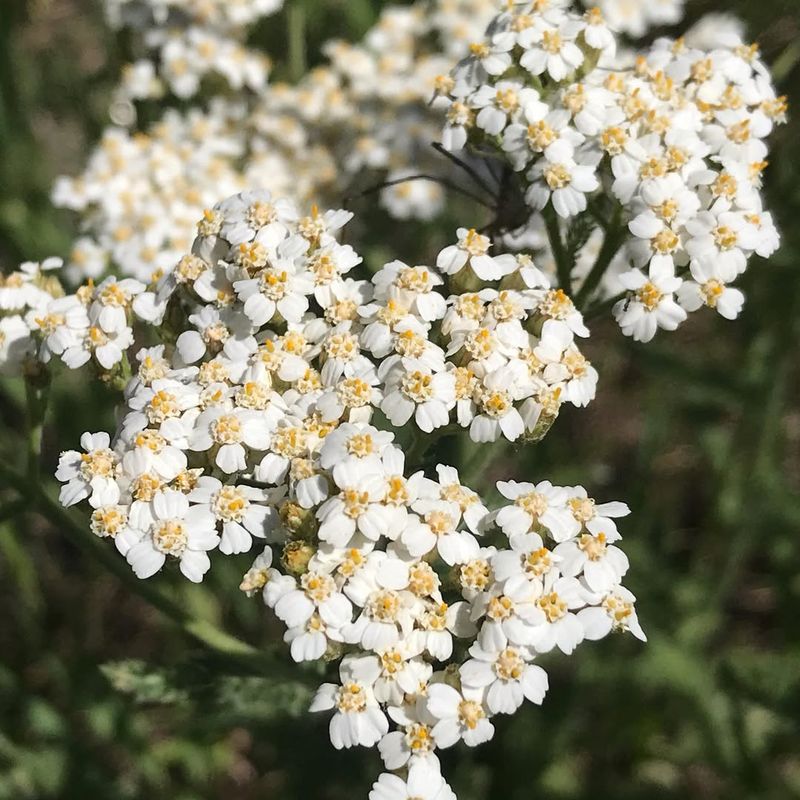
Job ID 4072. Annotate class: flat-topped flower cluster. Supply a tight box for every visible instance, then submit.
[440,0,786,340]
[44,191,641,800]
[106,0,281,104]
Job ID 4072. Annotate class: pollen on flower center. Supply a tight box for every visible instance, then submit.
[211,414,243,444]
[213,485,248,522]
[402,370,434,402]
[701,279,724,307]
[236,381,271,409]
[309,253,338,285]
[425,510,455,536]
[259,269,290,300]
[35,312,66,335]
[578,532,607,560]
[151,519,188,557]
[99,282,129,307]
[337,377,372,408]
[342,488,370,518]
[527,120,557,151]
[135,429,167,452]
[479,389,512,418]
[132,472,163,501]
[368,589,401,621]
[539,288,575,320]
[516,491,548,518]
[147,390,180,423]
[408,561,440,596]
[396,266,432,293]
[337,548,365,578]
[385,475,409,505]
[651,228,680,254]
[495,647,525,680]
[346,432,374,457]
[395,329,427,358]
[603,594,634,627]
[487,594,515,621]
[380,649,404,676]
[336,681,368,713]
[542,29,563,54]
[636,281,663,311]
[712,225,738,250]
[458,700,486,729]
[462,228,490,257]
[537,591,567,622]
[525,547,553,576]
[460,558,492,591]
[246,200,276,228]
[569,496,595,522]
[405,723,434,752]
[441,483,475,511]
[495,88,519,114]
[301,572,335,602]
[90,505,127,538]
[80,448,117,479]
[465,328,496,359]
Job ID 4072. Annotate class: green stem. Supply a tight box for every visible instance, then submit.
[584,290,626,322]
[404,423,458,473]
[24,376,50,482]
[0,461,260,660]
[287,4,307,83]
[542,204,571,292]
[574,210,626,309]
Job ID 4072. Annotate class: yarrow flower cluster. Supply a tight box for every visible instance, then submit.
[2,2,786,799]
[47,192,642,799]
[106,0,280,107]
[53,0,504,284]
[440,0,786,340]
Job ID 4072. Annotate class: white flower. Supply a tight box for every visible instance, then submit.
[578,586,647,642]
[0,315,33,376]
[554,519,629,593]
[188,476,277,554]
[89,276,145,333]
[369,761,455,800]
[525,575,589,655]
[437,228,517,281]
[435,465,489,534]
[526,140,599,218]
[401,500,479,565]
[273,570,353,632]
[676,258,745,320]
[234,236,314,326]
[309,655,388,749]
[519,20,585,82]
[381,361,455,433]
[426,682,494,748]
[125,489,220,582]
[189,406,274,473]
[317,459,391,547]
[460,629,548,714]
[614,261,687,342]
[495,480,579,541]
[56,432,119,509]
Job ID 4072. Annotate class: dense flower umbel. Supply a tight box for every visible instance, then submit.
[48,194,643,800]
[439,1,785,340]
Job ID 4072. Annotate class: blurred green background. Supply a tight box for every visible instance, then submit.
[1,0,799,798]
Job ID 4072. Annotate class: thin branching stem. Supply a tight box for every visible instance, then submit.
[0,460,264,662]
[349,173,495,209]
[431,142,498,198]
[575,208,626,309]
[542,204,571,291]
